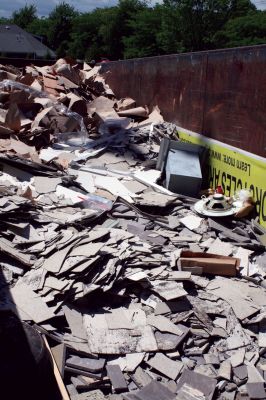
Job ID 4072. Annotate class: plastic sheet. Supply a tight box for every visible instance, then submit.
[98,118,130,135]
[0,79,47,98]
[51,104,88,146]
[0,80,88,146]
[80,193,113,211]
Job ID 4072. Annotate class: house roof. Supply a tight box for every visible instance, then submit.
[0,24,56,58]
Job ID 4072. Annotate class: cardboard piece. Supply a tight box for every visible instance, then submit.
[179,250,240,276]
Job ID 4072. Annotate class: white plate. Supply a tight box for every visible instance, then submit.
[194,199,243,217]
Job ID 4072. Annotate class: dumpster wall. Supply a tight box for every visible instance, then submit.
[100,45,266,158]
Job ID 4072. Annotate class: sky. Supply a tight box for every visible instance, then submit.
[0,0,265,18]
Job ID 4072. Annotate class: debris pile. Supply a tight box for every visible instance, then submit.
[0,59,266,400]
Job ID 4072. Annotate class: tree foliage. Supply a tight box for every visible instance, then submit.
[47,2,78,57]
[215,10,266,47]
[12,4,37,29]
[2,0,266,60]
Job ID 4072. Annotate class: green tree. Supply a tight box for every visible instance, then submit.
[68,1,149,61]
[0,17,11,25]
[164,0,233,51]
[48,2,78,57]
[12,4,37,29]
[215,10,266,47]
[156,3,185,54]
[162,0,258,51]
[123,6,164,58]
[27,18,52,46]
[97,7,121,60]
[229,0,256,18]
[8,0,263,61]
[68,12,97,59]
[68,8,114,60]
[115,0,149,58]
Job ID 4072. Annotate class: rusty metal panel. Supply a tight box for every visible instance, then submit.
[203,46,266,156]
[102,53,207,134]
[101,45,266,158]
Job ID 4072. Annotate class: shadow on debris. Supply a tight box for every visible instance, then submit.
[0,268,61,400]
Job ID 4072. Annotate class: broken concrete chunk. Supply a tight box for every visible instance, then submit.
[176,369,217,400]
[177,383,205,400]
[246,382,266,399]
[63,305,87,340]
[180,215,203,231]
[247,366,265,383]
[83,312,157,354]
[106,309,135,330]
[155,331,183,351]
[259,320,266,347]
[34,176,62,194]
[125,353,145,372]
[22,267,46,291]
[233,365,248,381]
[147,315,182,335]
[207,278,259,320]
[131,366,152,388]
[207,238,233,257]
[218,360,232,381]
[106,364,128,393]
[147,352,183,380]
[155,300,191,315]
[151,280,187,300]
[66,355,105,373]
[72,389,106,400]
[130,380,175,400]
[10,282,55,323]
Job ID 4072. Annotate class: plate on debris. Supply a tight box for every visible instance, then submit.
[194,199,243,217]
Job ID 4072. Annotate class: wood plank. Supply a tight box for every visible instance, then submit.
[43,335,70,400]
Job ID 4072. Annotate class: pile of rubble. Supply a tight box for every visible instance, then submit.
[0,59,266,400]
